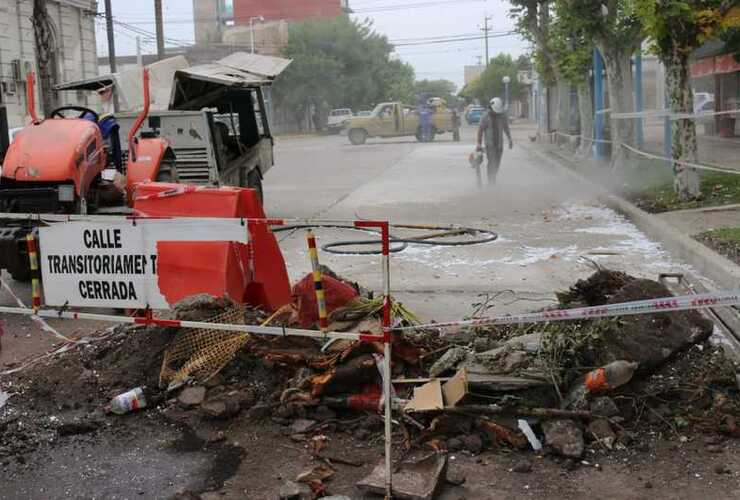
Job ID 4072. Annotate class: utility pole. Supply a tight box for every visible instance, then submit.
[104,0,117,73]
[481,14,492,67]
[154,0,165,60]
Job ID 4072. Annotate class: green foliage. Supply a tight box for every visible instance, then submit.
[273,17,416,115]
[563,0,644,51]
[413,79,459,107]
[551,1,594,86]
[636,0,729,59]
[460,54,521,105]
[704,226,740,243]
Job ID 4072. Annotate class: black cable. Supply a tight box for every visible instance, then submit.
[272,224,499,255]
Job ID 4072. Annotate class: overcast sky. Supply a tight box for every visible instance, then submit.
[97,0,529,90]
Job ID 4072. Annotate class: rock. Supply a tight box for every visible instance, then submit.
[445,469,466,486]
[706,444,723,454]
[357,454,447,500]
[290,419,316,435]
[246,403,272,420]
[178,386,206,408]
[542,419,584,458]
[314,405,337,421]
[447,437,463,452]
[502,351,529,372]
[355,428,371,441]
[590,397,620,418]
[429,347,472,377]
[512,460,532,473]
[201,398,240,420]
[587,419,616,449]
[278,480,312,500]
[644,481,653,489]
[173,294,236,322]
[56,419,99,437]
[473,337,493,352]
[461,434,483,454]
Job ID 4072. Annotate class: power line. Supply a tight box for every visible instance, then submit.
[353,0,485,13]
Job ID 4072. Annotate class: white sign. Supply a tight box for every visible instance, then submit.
[39,219,248,309]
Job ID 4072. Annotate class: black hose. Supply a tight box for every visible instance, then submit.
[272,223,499,255]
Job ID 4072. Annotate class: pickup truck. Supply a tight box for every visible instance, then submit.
[344,102,460,145]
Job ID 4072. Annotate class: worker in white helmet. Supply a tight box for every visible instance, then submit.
[476,97,513,185]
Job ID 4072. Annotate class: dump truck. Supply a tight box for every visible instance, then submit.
[344,101,460,145]
[54,53,291,202]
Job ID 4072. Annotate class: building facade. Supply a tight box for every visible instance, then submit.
[233,0,346,24]
[0,0,98,129]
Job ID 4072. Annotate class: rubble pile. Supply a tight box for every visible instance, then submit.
[1,269,739,499]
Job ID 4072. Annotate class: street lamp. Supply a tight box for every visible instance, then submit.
[250,15,265,54]
[502,75,511,111]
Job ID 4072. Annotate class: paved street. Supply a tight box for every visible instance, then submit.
[268,123,689,323]
[0,122,694,366]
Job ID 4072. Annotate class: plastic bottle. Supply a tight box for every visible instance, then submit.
[564,360,639,409]
[585,361,639,392]
[105,387,147,415]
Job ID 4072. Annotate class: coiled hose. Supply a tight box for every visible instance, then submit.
[272,223,499,255]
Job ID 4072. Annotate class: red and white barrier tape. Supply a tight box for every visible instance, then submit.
[396,289,740,332]
[0,304,386,344]
[621,143,740,175]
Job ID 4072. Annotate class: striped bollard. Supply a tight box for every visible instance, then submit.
[306,230,329,333]
[26,233,42,310]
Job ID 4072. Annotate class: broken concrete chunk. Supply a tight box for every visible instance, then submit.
[429,347,472,377]
[201,398,241,420]
[278,480,312,500]
[290,419,317,435]
[357,453,447,500]
[542,419,584,458]
[178,386,206,408]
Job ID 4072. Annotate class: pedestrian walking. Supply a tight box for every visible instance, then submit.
[476,97,513,185]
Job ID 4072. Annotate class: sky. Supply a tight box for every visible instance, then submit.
[97,0,529,90]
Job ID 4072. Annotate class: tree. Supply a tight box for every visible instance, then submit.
[273,17,415,128]
[413,79,459,107]
[460,54,521,106]
[636,1,737,199]
[510,1,571,134]
[32,0,58,116]
[563,0,645,169]
[552,1,596,155]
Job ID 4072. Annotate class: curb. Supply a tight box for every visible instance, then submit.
[529,147,740,290]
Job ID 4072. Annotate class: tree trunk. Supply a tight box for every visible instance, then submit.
[576,81,594,157]
[554,75,570,143]
[32,0,57,116]
[665,50,700,200]
[602,48,635,169]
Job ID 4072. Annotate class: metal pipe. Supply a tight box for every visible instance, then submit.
[128,68,150,163]
[26,73,39,123]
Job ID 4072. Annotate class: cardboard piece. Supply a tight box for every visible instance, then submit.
[404,380,444,412]
[404,368,469,412]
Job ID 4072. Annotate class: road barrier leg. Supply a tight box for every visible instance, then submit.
[306,230,329,334]
[26,233,41,311]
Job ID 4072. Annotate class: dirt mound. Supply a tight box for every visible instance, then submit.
[556,269,634,307]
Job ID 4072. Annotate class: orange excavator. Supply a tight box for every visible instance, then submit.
[0,69,291,311]
[0,69,175,280]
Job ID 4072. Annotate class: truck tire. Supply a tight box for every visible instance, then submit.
[247,169,263,204]
[348,129,368,145]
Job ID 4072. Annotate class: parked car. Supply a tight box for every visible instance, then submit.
[327,108,353,134]
[466,106,485,124]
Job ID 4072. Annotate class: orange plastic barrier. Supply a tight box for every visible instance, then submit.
[133,183,291,311]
